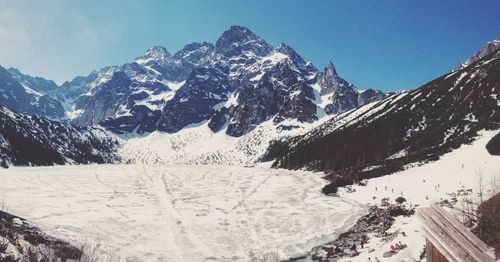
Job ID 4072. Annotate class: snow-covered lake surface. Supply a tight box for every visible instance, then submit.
[0,165,366,261]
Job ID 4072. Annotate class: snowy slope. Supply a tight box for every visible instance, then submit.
[0,165,366,261]
[457,38,500,70]
[0,106,120,166]
[336,130,500,261]
[119,116,333,165]
[0,66,64,119]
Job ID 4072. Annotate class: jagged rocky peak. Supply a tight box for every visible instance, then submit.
[215,25,273,57]
[157,67,231,134]
[224,55,317,137]
[135,45,172,65]
[173,42,214,62]
[457,37,500,70]
[265,47,500,183]
[0,106,120,166]
[274,42,318,78]
[7,67,58,93]
[274,43,303,62]
[317,61,353,95]
[324,61,337,76]
[0,66,64,119]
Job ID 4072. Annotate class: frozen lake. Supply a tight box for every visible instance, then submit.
[0,165,366,261]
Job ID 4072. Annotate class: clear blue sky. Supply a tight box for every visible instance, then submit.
[0,0,499,91]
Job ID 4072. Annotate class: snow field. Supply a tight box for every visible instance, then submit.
[336,130,500,261]
[0,165,366,261]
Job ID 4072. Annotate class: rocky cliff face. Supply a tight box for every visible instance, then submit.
[158,67,232,133]
[156,26,385,136]
[0,66,64,119]
[317,62,387,115]
[457,38,500,70]
[225,57,317,136]
[0,106,120,167]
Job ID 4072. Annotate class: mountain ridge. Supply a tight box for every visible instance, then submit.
[263,46,500,192]
[50,25,383,137]
[1,27,497,168]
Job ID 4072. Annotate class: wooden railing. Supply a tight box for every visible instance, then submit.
[417,204,495,262]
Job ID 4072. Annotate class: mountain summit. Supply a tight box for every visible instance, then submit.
[457,38,500,70]
[215,25,273,57]
[43,25,381,136]
[135,46,172,65]
[0,25,385,141]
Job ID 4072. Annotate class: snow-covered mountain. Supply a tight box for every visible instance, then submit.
[0,106,120,167]
[457,38,500,70]
[1,28,498,168]
[263,45,500,190]
[0,25,387,166]
[0,66,64,119]
[56,25,385,136]
[315,62,386,115]
[55,42,213,128]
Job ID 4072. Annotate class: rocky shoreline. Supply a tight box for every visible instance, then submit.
[287,202,416,261]
[0,210,82,262]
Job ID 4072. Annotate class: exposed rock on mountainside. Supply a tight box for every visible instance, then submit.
[264,47,500,189]
[317,62,352,95]
[158,67,232,133]
[0,25,388,166]
[225,57,318,136]
[48,25,384,136]
[317,62,387,115]
[457,38,500,70]
[0,210,82,261]
[486,131,500,155]
[0,106,120,166]
[7,68,59,93]
[0,66,64,119]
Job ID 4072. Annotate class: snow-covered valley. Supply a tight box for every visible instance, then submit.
[118,117,331,165]
[0,164,366,261]
[334,130,500,261]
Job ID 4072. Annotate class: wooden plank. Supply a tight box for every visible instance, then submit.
[418,208,467,261]
[417,206,495,262]
[430,204,489,251]
[424,207,492,262]
[419,208,469,261]
[431,204,491,252]
[417,209,462,261]
[427,239,434,262]
[423,228,455,262]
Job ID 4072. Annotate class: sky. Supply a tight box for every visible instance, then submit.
[0,0,499,91]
